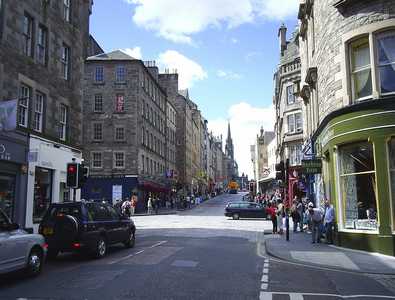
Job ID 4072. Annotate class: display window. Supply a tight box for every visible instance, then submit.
[388,137,395,230]
[33,167,53,223]
[0,173,16,220]
[338,141,377,231]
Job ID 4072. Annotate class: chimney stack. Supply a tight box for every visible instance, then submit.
[278,23,287,56]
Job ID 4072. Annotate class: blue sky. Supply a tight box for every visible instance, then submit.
[90,0,299,177]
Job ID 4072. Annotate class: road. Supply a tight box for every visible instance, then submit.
[0,193,394,300]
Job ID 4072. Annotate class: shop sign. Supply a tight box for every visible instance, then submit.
[0,144,11,161]
[302,159,322,174]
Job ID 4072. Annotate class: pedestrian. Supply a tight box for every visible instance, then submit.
[121,197,132,218]
[186,194,191,209]
[296,198,304,232]
[131,195,137,215]
[147,195,153,214]
[266,202,277,234]
[323,198,335,244]
[291,199,300,232]
[307,202,323,244]
[277,200,284,235]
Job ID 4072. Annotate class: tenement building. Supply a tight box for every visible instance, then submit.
[82,51,169,212]
[298,0,395,255]
[273,25,304,204]
[254,127,275,194]
[0,0,92,231]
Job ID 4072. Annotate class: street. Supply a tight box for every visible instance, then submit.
[1,193,395,300]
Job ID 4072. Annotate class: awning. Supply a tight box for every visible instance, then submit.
[138,181,170,193]
[258,176,276,184]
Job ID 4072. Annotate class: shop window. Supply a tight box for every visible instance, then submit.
[0,174,16,221]
[33,167,53,224]
[389,138,395,230]
[377,31,395,94]
[338,141,377,231]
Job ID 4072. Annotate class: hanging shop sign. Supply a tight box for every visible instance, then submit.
[302,159,322,174]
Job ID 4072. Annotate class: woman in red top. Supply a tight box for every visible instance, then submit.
[266,202,277,234]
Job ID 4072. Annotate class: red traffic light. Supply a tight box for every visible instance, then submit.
[68,165,77,173]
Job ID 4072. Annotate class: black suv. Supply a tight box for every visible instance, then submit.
[39,201,136,259]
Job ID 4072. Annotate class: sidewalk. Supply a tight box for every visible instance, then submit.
[133,204,199,216]
[264,230,395,274]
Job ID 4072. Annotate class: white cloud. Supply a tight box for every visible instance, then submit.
[121,47,142,59]
[217,70,242,80]
[157,50,208,90]
[231,37,238,44]
[245,51,262,62]
[208,102,275,179]
[125,0,299,44]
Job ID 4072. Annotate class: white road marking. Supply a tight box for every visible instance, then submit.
[261,274,268,282]
[108,241,167,264]
[259,292,395,299]
[263,268,269,274]
[261,283,268,290]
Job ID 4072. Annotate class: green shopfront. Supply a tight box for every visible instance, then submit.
[314,100,395,255]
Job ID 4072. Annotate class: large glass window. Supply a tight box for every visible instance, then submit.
[339,141,377,231]
[350,37,372,100]
[377,31,395,94]
[33,167,53,223]
[0,174,16,221]
[389,138,395,230]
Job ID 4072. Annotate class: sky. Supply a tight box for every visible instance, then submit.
[90,0,300,178]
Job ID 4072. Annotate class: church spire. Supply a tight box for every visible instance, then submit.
[227,122,232,141]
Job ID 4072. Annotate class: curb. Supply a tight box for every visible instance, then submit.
[262,230,395,275]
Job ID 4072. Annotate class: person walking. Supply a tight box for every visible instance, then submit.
[323,198,335,244]
[307,202,323,243]
[296,198,304,232]
[147,195,153,214]
[277,200,284,235]
[121,197,132,218]
[266,202,277,234]
[291,199,300,232]
[131,195,137,215]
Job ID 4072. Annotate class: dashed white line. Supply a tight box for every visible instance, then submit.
[108,241,167,264]
[261,274,268,283]
[289,293,304,300]
[261,283,268,290]
[259,292,395,299]
[263,268,269,274]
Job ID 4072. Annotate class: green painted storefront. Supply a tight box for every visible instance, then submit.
[313,99,395,255]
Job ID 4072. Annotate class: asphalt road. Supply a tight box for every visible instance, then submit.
[0,193,394,300]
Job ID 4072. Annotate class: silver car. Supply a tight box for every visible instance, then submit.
[0,209,47,276]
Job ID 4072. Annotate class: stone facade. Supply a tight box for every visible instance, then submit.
[166,100,177,183]
[256,128,275,181]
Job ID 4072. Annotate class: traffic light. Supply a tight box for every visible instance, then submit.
[275,161,285,181]
[78,164,89,188]
[67,163,79,188]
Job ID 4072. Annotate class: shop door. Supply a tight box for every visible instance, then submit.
[0,174,16,221]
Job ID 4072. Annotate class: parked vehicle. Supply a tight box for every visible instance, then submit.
[39,201,136,259]
[0,209,47,276]
[224,202,267,220]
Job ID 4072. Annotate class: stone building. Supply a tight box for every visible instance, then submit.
[273,24,304,204]
[0,0,91,231]
[82,51,168,212]
[298,0,395,255]
[255,127,275,193]
[166,99,177,190]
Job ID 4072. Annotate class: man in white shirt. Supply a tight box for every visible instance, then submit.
[323,199,335,244]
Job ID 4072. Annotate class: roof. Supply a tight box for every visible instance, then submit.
[179,89,189,99]
[86,50,137,61]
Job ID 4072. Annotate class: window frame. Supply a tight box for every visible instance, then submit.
[115,65,126,83]
[63,0,71,22]
[91,151,103,169]
[61,44,70,80]
[93,94,103,112]
[33,92,44,132]
[388,137,395,232]
[113,151,125,169]
[376,30,395,97]
[94,66,104,83]
[114,126,125,142]
[92,122,103,141]
[23,13,34,58]
[115,94,125,113]
[286,85,295,105]
[18,84,31,128]
[59,104,68,141]
[37,24,48,65]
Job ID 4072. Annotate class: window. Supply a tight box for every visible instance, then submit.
[338,141,377,231]
[23,14,34,57]
[33,167,53,223]
[389,138,395,230]
[286,85,295,104]
[61,44,70,80]
[350,37,372,100]
[377,31,395,94]
[141,127,145,145]
[91,152,102,169]
[146,157,149,173]
[63,0,71,22]
[116,65,126,82]
[113,152,125,169]
[95,66,104,82]
[141,155,145,172]
[33,92,44,132]
[295,113,302,132]
[289,144,302,166]
[287,114,295,133]
[37,25,47,65]
[19,84,30,127]
[59,104,67,141]
[287,112,302,133]
[94,94,103,112]
[93,122,103,141]
[115,127,125,141]
[115,94,125,112]
[0,174,16,221]
[141,100,145,116]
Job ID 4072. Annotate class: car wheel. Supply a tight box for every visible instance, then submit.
[124,230,135,248]
[93,237,107,259]
[232,213,239,220]
[47,248,59,260]
[26,248,43,276]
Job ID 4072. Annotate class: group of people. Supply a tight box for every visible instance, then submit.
[263,195,335,244]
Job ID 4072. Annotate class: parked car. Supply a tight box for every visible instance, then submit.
[0,209,47,276]
[224,202,267,220]
[39,201,136,259]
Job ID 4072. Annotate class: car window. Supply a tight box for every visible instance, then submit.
[239,203,249,209]
[0,211,10,231]
[229,203,239,208]
[86,203,111,221]
[248,203,257,208]
[106,205,120,220]
[46,205,82,221]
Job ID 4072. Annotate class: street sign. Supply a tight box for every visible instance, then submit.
[302,159,322,174]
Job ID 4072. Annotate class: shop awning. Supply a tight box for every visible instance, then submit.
[138,181,170,193]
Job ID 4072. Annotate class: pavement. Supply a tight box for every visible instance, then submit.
[264,229,395,274]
